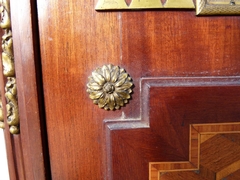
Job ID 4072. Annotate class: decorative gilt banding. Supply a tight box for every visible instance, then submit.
[96,0,195,10]
[87,64,133,110]
[0,0,19,134]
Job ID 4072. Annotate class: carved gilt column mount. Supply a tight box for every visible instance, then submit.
[0,0,19,134]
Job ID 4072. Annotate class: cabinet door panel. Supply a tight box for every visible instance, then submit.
[36,0,240,179]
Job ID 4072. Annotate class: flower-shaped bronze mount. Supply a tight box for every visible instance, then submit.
[87,64,133,110]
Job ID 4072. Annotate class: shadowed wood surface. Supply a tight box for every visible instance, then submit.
[35,0,240,179]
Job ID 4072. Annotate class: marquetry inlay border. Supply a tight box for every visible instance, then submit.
[149,122,240,180]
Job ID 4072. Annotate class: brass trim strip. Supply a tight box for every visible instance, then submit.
[0,0,19,134]
[95,0,195,10]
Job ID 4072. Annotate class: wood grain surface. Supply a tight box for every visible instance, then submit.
[36,0,240,179]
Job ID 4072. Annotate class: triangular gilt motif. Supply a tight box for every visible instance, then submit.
[125,0,132,6]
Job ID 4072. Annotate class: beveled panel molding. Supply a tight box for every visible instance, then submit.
[0,0,19,134]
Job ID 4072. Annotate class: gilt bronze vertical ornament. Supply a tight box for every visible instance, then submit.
[0,0,19,134]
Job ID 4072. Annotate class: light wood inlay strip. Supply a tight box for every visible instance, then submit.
[216,159,240,180]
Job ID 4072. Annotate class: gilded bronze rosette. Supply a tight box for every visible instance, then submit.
[87,64,133,110]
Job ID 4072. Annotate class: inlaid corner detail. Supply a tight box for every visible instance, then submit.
[149,122,240,180]
[0,0,19,134]
[87,64,133,110]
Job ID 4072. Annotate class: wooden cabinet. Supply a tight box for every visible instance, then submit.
[1,0,240,179]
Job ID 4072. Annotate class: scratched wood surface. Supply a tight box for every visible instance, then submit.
[36,0,240,179]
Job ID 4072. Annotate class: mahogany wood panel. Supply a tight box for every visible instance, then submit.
[0,0,50,179]
[37,0,122,179]
[36,0,240,179]
[121,11,240,118]
[108,77,240,180]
